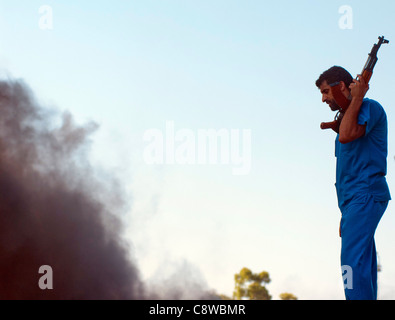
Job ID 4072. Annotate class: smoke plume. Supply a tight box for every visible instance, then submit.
[0,78,221,300]
[0,78,144,299]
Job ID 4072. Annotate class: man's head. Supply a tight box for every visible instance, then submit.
[316,66,353,111]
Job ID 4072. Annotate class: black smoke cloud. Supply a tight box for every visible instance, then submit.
[0,78,145,299]
[0,78,219,300]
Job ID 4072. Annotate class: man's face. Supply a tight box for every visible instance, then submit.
[319,80,340,111]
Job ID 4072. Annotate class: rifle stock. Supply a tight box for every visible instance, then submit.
[320,120,339,131]
[321,112,343,132]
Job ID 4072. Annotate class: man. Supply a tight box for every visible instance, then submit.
[316,66,391,300]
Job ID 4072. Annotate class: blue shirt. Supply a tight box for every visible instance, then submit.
[335,98,391,211]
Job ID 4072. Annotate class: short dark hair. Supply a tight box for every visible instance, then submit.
[315,66,353,89]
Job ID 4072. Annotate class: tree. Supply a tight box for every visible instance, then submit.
[233,267,271,300]
[229,267,297,300]
[279,292,298,300]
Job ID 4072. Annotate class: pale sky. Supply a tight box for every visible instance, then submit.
[0,0,394,299]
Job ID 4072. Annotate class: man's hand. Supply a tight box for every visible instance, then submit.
[349,74,369,100]
[338,74,368,143]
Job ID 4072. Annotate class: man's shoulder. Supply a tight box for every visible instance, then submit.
[362,97,384,109]
[361,98,386,116]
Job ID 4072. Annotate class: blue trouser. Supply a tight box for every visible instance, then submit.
[340,194,388,300]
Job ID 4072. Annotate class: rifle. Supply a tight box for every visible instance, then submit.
[320,36,389,133]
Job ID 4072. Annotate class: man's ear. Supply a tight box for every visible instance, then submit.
[339,81,351,96]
